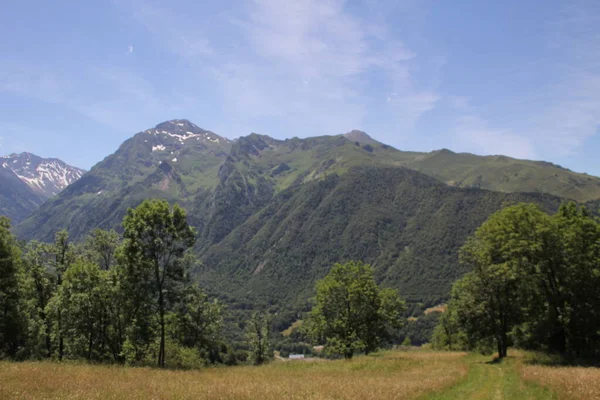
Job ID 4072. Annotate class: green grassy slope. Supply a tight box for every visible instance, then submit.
[406,149,600,202]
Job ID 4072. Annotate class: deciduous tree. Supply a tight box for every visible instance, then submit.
[121,200,196,368]
[306,261,405,359]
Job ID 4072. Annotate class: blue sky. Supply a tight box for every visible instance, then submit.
[1,0,599,175]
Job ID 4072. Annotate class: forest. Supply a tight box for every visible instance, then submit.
[2,199,600,370]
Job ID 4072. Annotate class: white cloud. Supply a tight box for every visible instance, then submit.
[449,1,600,161]
[118,0,438,138]
[126,0,213,59]
[128,45,134,54]
[0,62,171,132]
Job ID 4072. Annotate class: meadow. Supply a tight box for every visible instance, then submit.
[0,350,599,399]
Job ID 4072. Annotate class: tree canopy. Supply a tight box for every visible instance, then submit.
[305,261,405,359]
[436,202,600,358]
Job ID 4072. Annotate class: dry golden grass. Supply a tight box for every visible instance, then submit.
[0,351,467,400]
[423,304,447,315]
[521,364,600,400]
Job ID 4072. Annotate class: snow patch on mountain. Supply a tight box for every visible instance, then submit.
[0,153,85,198]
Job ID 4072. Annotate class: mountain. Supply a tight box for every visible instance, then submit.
[344,130,380,146]
[0,167,46,224]
[0,153,84,223]
[1,152,84,197]
[199,167,562,309]
[15,120,232,241]
[14,120,600,316]
[405,149,600,202]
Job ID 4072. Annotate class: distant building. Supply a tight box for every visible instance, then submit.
[313,345,324,353]
[289,354,305,360]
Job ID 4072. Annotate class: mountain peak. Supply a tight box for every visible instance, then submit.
[143,119,231,145]
[0,152,84,197]
[344,130,377,144]
[155,119,197,131]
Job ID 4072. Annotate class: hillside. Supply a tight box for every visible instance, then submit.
[15,120,232,241]
[406,149,600,202]
[0,153,83,223]
[13,120,600,316]
[0,167,46,224]
[199,167,562,310]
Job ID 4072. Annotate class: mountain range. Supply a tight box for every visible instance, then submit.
[0,153,84,223]
[7,119,600,319]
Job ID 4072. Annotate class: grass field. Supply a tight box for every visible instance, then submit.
[1,350,598,399]
[0,352,467,400]
[520,353,600,400]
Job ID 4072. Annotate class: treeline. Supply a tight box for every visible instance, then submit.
[433,202,600,359]
[0,200,247,368]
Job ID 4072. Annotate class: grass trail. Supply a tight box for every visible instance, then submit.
[426,353,556,400]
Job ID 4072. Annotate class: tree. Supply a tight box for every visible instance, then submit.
[48,230,76,361]
[47,260,112,361]
[530,203,600,355]
[172,284,223,363]
[21,241,55,358]
[0,217,25,358]
[305,261,405,359]
[453,204,546,358]
[121,200,196,368]
[245,311,272,365]
[84,229,119,271]
[446,202,600,358]
[431,307,467,351]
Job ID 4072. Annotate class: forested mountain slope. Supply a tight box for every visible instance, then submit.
[15,120,232,241]
[198,167,562,310]
[12,119,600,315]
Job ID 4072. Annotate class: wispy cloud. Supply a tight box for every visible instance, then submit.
[126,0,214,59]
[451,0,600,161]
[0,61,174,132]
[456,113,536,160]
[119,0,438,137]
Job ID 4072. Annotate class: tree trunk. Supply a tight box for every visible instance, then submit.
[497,332,508,358]
[158,289,165,368]
[43,313,52,358]
[344,344,353,359]
[88,332,93,361]
[58,310,64,361]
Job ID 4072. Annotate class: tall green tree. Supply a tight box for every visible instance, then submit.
[21,241,55,358]
[0,217,25,358]
[306,261,405,359]
[121,200,196,368]
[48,230,76,361]
[46,260,112,361]
[84,229,120,271]
[245,311,272,365]
[173,284,223,362]
[530,203,600,355]
[444,202,600,358]
[453,204,546,358]
[431,307,467,351]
